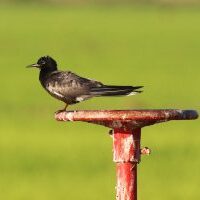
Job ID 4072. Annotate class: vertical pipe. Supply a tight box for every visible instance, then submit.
[113,128,141,200]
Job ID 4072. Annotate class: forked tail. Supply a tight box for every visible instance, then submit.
[90,85,143,96]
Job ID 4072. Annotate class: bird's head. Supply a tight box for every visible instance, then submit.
[27,56,57,71]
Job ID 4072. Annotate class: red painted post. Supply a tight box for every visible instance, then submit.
[55,109,198,200]
[113,128,141,200]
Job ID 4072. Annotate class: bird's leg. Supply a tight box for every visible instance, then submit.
[63,103,68,111]
[55,103,68,114]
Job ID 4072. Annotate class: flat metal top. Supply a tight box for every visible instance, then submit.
[55,109,198,129]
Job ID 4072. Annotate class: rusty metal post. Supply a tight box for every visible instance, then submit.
[113,128,141,200]
[55,109,198,200]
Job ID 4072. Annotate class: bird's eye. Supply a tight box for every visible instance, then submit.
[38,60,46,65]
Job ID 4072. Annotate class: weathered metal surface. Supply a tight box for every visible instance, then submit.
[116,163,137,200]
[55,110,198,121]
[114,129,140,200]
[54,109,198,200]
[113,129,141,163]
[55,109,198,129]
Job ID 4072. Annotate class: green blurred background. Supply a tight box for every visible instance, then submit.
[0,0,199,199]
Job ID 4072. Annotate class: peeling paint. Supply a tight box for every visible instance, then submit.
[65,111,75,121]
[122,114,127,120]
[123,135,134,161]
[116,163,137,200]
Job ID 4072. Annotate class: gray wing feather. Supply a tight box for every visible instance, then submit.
[45,71,103,103]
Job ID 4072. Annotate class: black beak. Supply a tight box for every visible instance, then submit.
[26,63,41,68]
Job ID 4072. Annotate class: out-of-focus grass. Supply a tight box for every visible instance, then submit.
[0,4,199,200]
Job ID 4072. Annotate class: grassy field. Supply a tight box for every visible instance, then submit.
[0,4,200,200]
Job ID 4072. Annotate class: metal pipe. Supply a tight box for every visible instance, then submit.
[54,109,198,200]
[113,128,141,200]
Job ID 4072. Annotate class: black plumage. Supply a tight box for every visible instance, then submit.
[27,56,143,111]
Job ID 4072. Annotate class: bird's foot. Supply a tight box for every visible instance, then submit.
[55,109,66,114]
[55,104,68,114]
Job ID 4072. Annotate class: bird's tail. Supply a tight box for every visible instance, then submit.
[90,85,143,97]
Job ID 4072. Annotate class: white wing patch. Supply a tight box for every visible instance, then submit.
[76,95,91,102]
[53,91,64,98]
[47,84,64,98]
[76,96,84,102]
[127,91,138,96]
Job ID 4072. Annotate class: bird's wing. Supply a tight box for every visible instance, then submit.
[46,71,103,100]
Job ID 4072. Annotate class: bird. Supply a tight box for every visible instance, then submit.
[27,56,143,112]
